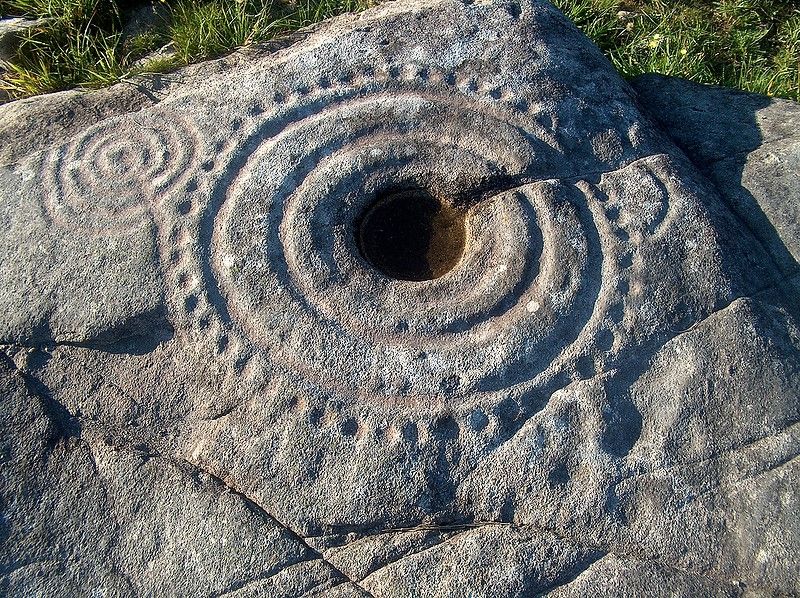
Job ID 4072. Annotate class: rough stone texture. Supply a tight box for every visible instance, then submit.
[632,73,800,279]
[0,0,798,596]
[0,18,42,62]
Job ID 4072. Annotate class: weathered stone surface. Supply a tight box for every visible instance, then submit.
[0,18,42,62]
[0,0,798,596]
[0,357,321,596]
[632,73,800,277]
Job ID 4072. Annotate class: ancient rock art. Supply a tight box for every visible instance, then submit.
[1,0,798,596]
[42,114,199,234]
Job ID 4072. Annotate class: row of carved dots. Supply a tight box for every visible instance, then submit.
[239,63,522,115]
[288,395,509,443]
[157,147,258,379]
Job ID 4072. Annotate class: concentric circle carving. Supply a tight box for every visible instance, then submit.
[42,114,199,233]
[181,69,622,403]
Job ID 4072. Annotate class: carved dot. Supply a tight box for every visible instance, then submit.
[505,2,522,18]
[549,462,570,486]
[357,189,467,281]
[201,160,214,171]
[488,88,502,100]
[306,407,322,425]
[340,418,358,437]
[468,409,489,431]
[597,328,614,351]
[537,114,554,130]
[233,356,250,374]
[185,179,198,193]
[177,200,192,215]
[184,295,199,313]
[594,188,610,202]
[575,355,595,378]
[402,422,419,444]
[431,415,459,440]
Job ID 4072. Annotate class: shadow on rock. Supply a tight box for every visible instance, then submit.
[631,74,800,294]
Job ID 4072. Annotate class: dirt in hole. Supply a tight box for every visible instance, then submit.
[358,189,467,281]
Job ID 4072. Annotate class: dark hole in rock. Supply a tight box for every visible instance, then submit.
[358,189,466,281]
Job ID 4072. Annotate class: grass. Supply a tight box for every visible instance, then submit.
[170,0,282,63]
[169,0,370,62]
[552,0,799,99]
[0,0,798,100]
[0,0,128,94]
[0,0,372,98]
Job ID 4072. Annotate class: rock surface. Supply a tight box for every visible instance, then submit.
[0,0,798,596]
[0,17,42,62]
[631,73,800,279]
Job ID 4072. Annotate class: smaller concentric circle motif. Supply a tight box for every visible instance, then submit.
[42,113,199,234]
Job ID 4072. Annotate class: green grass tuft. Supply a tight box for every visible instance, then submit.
[1,0,113,23]
[0,0,372,98]
[552,0,800,99]
[0,0,128,96]
[134,52,181,74]
[169,0,279,63]
[168,0,371,63]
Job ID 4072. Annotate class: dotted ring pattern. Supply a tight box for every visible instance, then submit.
[181,67,623,402]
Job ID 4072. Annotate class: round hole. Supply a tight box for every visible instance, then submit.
[358,189,466,281]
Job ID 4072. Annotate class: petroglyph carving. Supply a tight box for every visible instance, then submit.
[1,0,798,595]
[42,113,199,233]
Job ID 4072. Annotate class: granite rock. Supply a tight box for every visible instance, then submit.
[0,18,43,62]
[631,73,800,279]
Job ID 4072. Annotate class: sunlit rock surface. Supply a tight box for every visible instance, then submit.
[1,0,798,595]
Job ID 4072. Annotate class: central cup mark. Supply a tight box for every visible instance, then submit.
[358,189,467,281]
